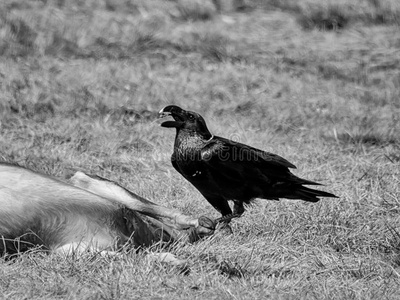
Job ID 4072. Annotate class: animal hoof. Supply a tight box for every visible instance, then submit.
[187,216,216,243]
[198,216,216,231]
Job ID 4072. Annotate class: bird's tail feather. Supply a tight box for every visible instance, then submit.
[286,185,338,202]
[291,175,323,186]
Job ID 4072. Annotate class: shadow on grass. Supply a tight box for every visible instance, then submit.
[298,6,349,31]
[0,16,37,57]
[174,0,215,22]
[332,132,398,147]
[255,0,400,30]
[378,225,400,268]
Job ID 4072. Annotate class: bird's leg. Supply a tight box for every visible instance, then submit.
[215,201,244,224]
[215,214,239,223]
[233,201,245,217]
[202,196,236,233]
[214,201,244,234]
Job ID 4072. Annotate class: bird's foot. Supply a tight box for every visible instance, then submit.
[214,214,241,235]
[217,222,234,235]
[215,213,241,224]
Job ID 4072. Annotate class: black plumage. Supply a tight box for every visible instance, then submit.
[159,105,337,221]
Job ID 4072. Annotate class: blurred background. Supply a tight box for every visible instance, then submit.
[0,0,399,200]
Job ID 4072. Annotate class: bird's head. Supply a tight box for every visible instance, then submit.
[159,105,212,139]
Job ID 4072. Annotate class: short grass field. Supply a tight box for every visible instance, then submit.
[1,0,400,298]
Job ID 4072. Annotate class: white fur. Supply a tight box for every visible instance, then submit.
[0,163,208,257]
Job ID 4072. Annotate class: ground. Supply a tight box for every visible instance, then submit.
[0,0,399,299]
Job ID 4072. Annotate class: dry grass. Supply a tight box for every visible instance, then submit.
[0,0,400,299]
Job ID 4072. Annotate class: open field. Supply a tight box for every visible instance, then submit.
[0,0,400,298]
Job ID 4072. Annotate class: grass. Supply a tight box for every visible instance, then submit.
[0,0,400,298]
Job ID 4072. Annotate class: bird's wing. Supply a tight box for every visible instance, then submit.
[201,137,296,170]
[171,152,184,175]
[200,137,322,186]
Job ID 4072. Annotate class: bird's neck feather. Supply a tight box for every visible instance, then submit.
[174,129,209,152]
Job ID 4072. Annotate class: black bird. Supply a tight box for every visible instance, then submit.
[159,105,337,222]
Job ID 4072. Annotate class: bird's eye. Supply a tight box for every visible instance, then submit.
[188,114,195,121]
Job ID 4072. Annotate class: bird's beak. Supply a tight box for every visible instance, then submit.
[158,107,185,128]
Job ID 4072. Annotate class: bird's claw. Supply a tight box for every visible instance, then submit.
[218,222,234,234]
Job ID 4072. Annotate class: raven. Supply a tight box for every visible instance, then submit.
[159,105,337,222]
